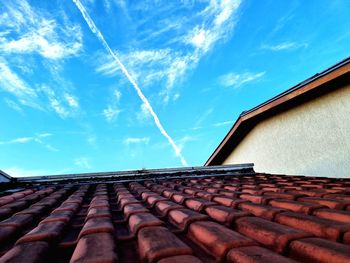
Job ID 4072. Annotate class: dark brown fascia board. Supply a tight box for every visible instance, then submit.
[205,56,350,166]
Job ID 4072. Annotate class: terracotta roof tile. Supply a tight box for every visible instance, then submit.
[227,246,297,263]
[275,211,350,241]
[269,199,325,214]
[0,213,34,228]
[79,217,114,237]
[138,226,192,263]
[234,216,311,253]
[157,255,202,263]
[289,238,350,262]
[205,205,249,226]
[238,202,286,221]
[16,221,66,244]
[168,208,208,231]
[70,233,118,263]
[188,221,256,261]
[128,213,164,235]
[155,201,183,217]
[0,241,49,263]
[312,208,350,223]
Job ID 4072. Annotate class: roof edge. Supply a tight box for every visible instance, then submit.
[0,170,13,183]
[14,163,254,183]
[205,56,350,166]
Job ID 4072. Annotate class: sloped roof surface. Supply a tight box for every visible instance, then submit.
[0,168,350,263]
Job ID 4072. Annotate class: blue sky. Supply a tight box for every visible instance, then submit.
[1,0,349,177]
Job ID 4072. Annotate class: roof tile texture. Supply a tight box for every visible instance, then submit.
[0,173,350,262]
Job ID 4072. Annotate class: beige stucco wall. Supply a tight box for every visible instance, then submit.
[223,84,350,178]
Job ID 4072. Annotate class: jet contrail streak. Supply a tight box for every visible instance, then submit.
[72,0,188,166]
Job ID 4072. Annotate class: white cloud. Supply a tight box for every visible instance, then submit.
[87,135,96,146]
[96,0,242,103]
[0,133,58,151]
[215,0,241,26]
[38,133,52,138]
[188,27,207,49]
[64,94,79,108]
[136,103,152,123]
[123,137,150,145]
[101,87,122,122]
[44,144,59,152]
[176,135,197,152]
[173,93,180,101]
[4,98,23,112]
[103,105,122,122]
[40,85,80,118]
[50,99,69,118]
[74,157,91,169]
[0,61,80,117]
[261,42,308,51]
[0,136,36,145]
[114,89,122,101]
[0,0,82,119]
[0,0,83,59]
[213,120,233,127]
[184,0,241,54]
[219,71,265,88]
[194,108,214,129]
[0,58,37,103]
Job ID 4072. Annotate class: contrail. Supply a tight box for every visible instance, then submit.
[72,0,188,166]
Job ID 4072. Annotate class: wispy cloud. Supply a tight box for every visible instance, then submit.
[73,0,188,166]
[4,98,23,113]
[87,135,96,146]
[96,0,242,103]
[64,94,79,108]
[213,120,233,127]
[102,105,122,122]
[261,42,308,51]
[219,71,265,88]
[40,85,80,118]
[0,137,32,144]
[0,58,39,107]
[102,88,123,122]
[123,137,150,145]
[74,157,91,169]
[0,1,82,118]
[0,0,83,59]
[0,60,81,117]
[176,135,198,152]
[194,108,214,129]
[0,133,58,151]
[136,103,152,123]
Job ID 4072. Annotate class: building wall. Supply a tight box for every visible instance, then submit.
[223,84,350,178]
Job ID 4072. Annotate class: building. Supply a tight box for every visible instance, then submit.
[205,57,350,178]
[0,165,350,262]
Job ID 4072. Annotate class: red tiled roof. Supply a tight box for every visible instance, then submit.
[1,168,350,263]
